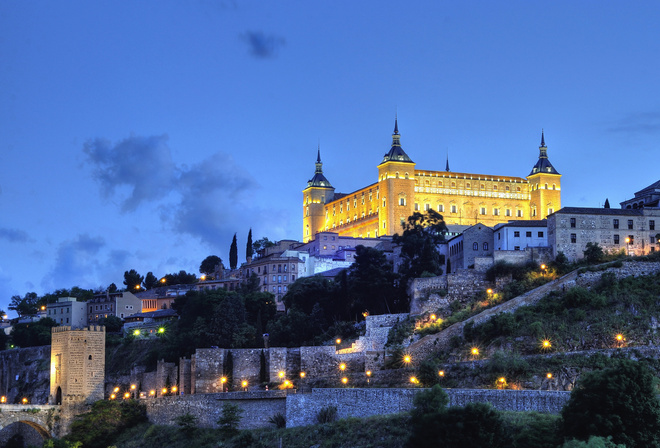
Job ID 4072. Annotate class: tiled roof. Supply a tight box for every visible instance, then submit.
[555,207,644,216]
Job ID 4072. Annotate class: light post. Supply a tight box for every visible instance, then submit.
[221,376,227,392]
[625,237,631,256]
[242,380,248,391]
[366,370,372,385]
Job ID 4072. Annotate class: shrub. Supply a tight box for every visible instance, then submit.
[174,413,197,436]
[217,403,244,436]
[316,405,338,424]
[408,402,508,448]
[268,412,286,428]
[410,384,448,419]
[561,436,625,447]
[562,360,660,447]
[65,400,147,448]
[583,242,605,263]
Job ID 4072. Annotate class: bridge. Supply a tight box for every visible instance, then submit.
[0,404,59,446]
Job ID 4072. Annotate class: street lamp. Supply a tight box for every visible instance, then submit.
[366,370,372,385]
[221,376,227,392]
[625,237,631,256]
[339,363,346,372]
[241,380,248,391]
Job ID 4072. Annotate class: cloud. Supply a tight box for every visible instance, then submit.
[241,31,285,58]
[607,112,660,134]
[83,135,179,212]
[0,227,31,243]
[84,134,261,247]
[41,234,106,291]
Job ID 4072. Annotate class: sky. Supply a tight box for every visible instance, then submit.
[1,1,659,313]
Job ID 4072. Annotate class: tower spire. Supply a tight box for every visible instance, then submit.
[394,115,399,135]
[541,129,545,147]
[308,146,332,187]
[446,151,450,172]
[381,118,413,164]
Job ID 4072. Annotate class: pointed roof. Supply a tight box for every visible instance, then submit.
[445,154,450,172]
[307,147,333,188]
[529,130,560,176]
[381,118,414,164]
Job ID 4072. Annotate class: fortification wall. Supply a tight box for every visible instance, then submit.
[286,388,570,427]
[145,391,287,430]
[494,247,553,265]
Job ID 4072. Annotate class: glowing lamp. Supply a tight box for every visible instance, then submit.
[438,370,445,377]
[339,363,346,371]
[341,377,348,384]
[471,347,479,356]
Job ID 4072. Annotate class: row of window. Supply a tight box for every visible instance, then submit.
[257,264,296,274]
[570,218,656,231]
[416,179,527,192]
[570,234,637,244]
[512,231,545,238]
[472,242,489,251]
[266,285,288,294]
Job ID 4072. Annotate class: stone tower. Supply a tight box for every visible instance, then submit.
[527,131,561,219]
[377,119,416,236]
[50,326,105,405]
[302,148,335,243]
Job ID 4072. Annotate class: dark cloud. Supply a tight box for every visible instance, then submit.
[83,135,179,212]
[607,112,660,134]
[42,234,106,290]
[0,227,31,243]
[242,31,285,58]
[84,135,260,247]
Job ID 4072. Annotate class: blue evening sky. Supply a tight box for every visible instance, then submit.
[1,1,659,313]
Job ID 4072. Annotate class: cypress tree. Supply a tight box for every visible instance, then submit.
[246,228,253,260]
[604,198,611,208]
[223,350,234,390]
[259,350,268,384]
[229,234,238,270]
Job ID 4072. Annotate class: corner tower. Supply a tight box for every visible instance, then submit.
[527,131,561,219]
[303,148,335,242]
[377,119,416,236]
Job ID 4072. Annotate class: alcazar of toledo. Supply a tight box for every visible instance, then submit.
[303,119,561,242]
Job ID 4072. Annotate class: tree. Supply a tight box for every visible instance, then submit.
[97,315,124,332]
[230,234,238,269]
[252,237,275,254]
[144,272,159,290]
[246,228,253,260]
[11,318,57,347]
[123,269,144,291]
[393,210,448,307]
[164,270,197,285]
[562,360,660,447]
[217,402,243,437]
[583,242,604,263]
[604,198,611,209]
[108,283,118,293]
[8,292,39,317]
[175,413,198,436]
[347,245,402,315]
[199,255,223,277]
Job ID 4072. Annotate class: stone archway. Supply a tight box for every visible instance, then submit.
[55,387,62,406]
[0,420,50,447]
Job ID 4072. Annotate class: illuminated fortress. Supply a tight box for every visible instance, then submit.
[303,120,561,242]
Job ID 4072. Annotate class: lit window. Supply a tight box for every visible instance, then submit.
[400,198,406,206]
[425,204,430,211]
[506,209,511,217]
[493,208,499,216]
[415,203,419,211]
[438,204,444,212]
[517,210,523,217]
[451,205,457,213]
[480,207,486,215]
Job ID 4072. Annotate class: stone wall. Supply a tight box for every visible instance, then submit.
[145,391,287,430]
[494,247,553,265]
[0,346,51,405]
[286,387,570,427]
[409,270,492,315]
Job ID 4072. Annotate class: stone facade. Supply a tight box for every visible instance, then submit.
[548,207,660,262]
[304,125,560,242]
[50,326,105,405]
[409,270,492,316]
[0,346,51,405]
[494,247,553,265]
[447,223,494,272]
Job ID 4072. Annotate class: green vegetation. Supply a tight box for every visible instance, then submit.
[562,360,660,447]
[461,271,660,356]
[217,403,243,437]
[64,399,147,448]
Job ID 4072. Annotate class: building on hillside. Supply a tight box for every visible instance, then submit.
[46,297,88,328]
[493,220,548,251]
[302,121,561,243]
[447,223,494,273]
[138,284,197,312]
[548,207,660,262]
[87,291,141,323]
[621,180,660,209]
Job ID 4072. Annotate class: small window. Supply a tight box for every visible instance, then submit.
[650,220,655,231]
[570,218,576,228]
[514,231,520,237]
[415,203,419,211]
[517,210,523,218]
[438,204,444,212]
[506,209,511,217]
[493,208,499,216]
[570,233,576,243]
[526,231,532,237]
[628,220,634,230]
[538,231,544,237]
[451,205,457,213]
[424,204,430,211]
[514,246,520,251]
[480,207,486,215]
[399,198,406,206]
[473,242,478,251]
[614,234,620,244]
[483,242,488,251]
[613,219,619,229]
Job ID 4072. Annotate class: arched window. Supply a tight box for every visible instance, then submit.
[405,172,409,179]
[473,242,478,251]
[483,242,489,251]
